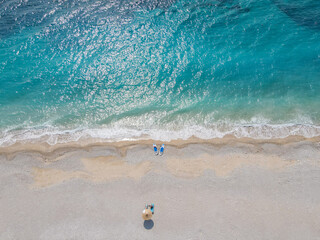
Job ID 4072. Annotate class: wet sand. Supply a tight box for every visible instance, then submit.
[1,138,320,239]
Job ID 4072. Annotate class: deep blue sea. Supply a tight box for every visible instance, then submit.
[0,0,320,145]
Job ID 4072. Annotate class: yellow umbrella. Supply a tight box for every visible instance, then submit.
[142,209,152,220]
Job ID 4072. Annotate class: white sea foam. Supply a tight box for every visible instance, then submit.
[0,123,320,147]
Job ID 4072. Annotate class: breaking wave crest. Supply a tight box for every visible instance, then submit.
[1,123,319,147]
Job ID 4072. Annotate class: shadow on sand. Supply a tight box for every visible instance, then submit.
[144,220,154,230]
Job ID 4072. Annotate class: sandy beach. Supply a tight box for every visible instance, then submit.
[1,137,320,239]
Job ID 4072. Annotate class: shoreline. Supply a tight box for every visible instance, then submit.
[1,134,319,155]
[1,122,320,148]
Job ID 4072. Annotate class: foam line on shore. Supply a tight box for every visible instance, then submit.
[1,123,320,148]
[0,134,319,156]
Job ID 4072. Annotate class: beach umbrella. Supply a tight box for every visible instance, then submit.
[142,209,152,220]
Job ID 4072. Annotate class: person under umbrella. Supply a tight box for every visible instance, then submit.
[142,204,155,220]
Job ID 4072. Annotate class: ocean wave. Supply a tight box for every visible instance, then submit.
[1,0,320,148]
[0,123,319,147]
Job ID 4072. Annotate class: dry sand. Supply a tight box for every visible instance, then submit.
[1,138,320,239]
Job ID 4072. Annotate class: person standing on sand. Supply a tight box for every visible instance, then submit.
[145,204,155,214]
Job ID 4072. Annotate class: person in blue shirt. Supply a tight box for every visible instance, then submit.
[145,204,155,214]
[153,144,158,155]
[159,144,165,156]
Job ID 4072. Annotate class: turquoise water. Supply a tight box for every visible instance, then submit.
[0,0,320,145]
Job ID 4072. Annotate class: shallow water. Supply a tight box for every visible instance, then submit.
[0,0,320,145]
